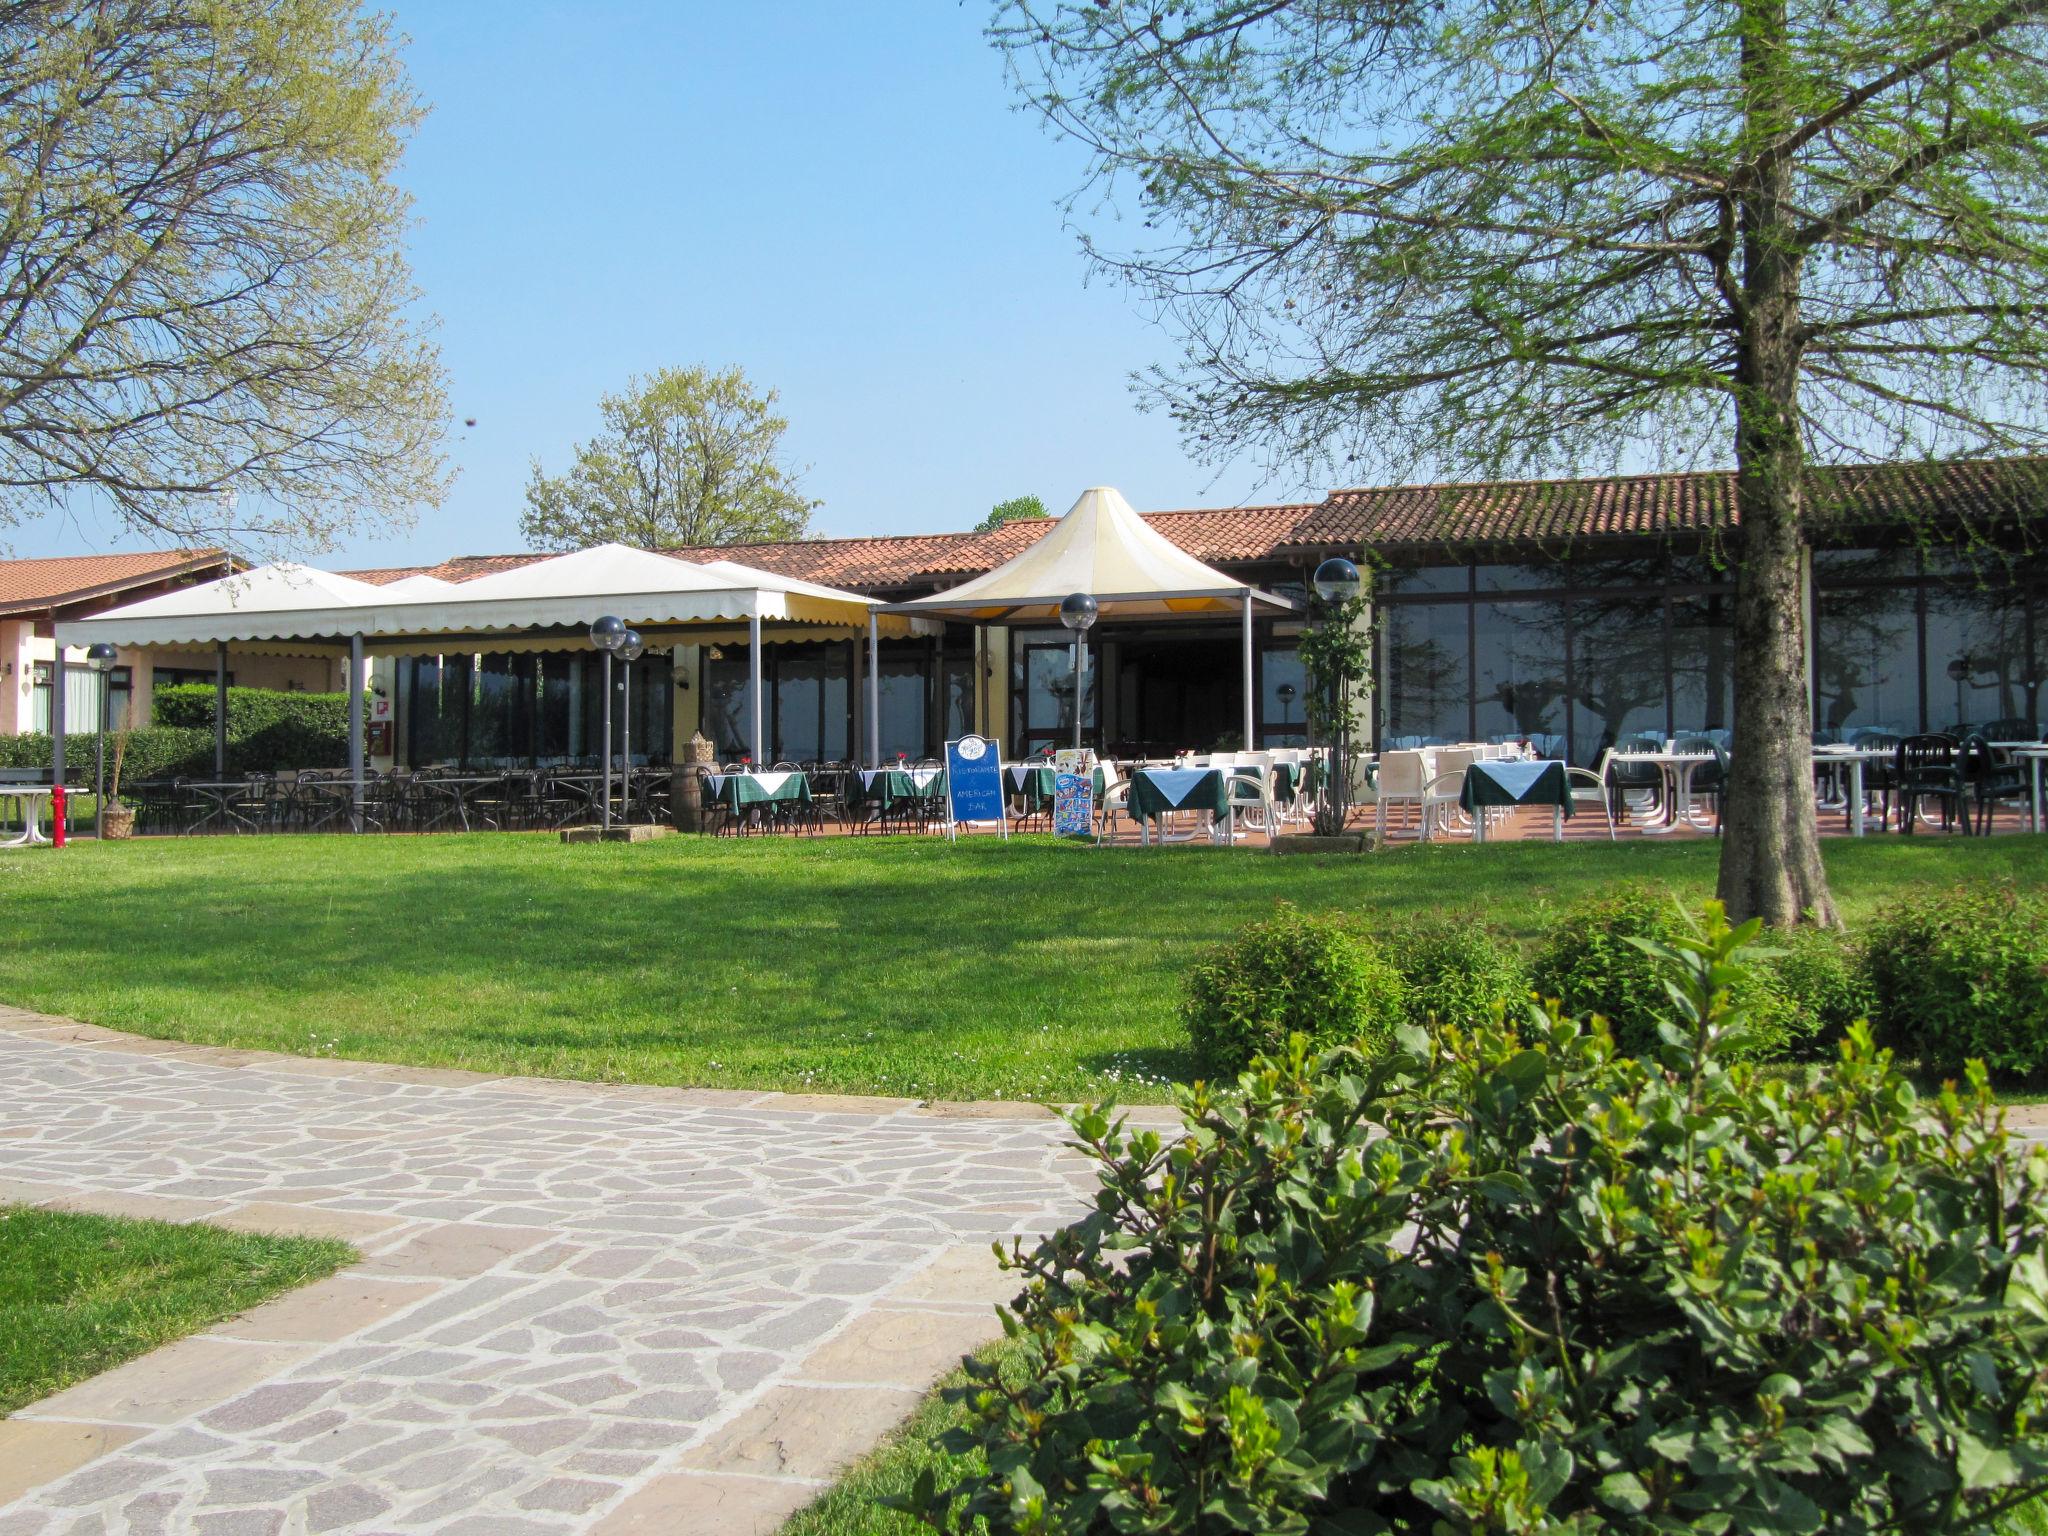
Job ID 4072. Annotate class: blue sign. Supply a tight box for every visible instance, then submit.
[945,736,1006,826]
[1053,772,1094,836]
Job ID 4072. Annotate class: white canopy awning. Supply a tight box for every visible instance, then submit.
[56,542,937,654]
[883,487,1297,622]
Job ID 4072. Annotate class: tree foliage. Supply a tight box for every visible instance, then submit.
[520,365,817,551]
[976,494,1051,532]
[0,0,450,550]
[989,0,2048,927]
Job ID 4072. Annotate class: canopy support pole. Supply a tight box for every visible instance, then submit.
[748,610,763,763]
[867,610,880,768]
[214,642,228,778]
[600,650,613,832]
[348,633,365,832]
[1242,588,1255,753]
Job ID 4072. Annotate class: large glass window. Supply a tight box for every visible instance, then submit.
[1259,644,1308,747]
[1474,599,1569,756]
[877,651,929,759]
[1382,602,1469,746]
[1015,631,1096,754]
[1571,592,1667,763]
[770,643,851,763]
[1813,585,1918,736]
[1668,593,1734,737]
[1925,578,2034,734]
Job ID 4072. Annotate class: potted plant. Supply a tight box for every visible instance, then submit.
[100,731,136,839]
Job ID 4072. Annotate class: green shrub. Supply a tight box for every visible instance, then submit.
[1377,914,1527,1029]
[151,684,353,772]
[1529,882,1805,1058]
[918,910,2048,1534]
[0,728,215,783]
[1865,884,2048,1080]
[1763,923,1878,1059]
[1180,904,1406,1077]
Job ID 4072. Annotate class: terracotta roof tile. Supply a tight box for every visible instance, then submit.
[347,553,551,585]
[0,549,230,616]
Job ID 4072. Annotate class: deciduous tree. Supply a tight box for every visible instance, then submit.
[975,493,1049,532]
[0,0,450,551]
[992,0,2048,926]
[521,365,817,551]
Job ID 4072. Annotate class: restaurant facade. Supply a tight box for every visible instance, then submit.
[334,458,2044,772]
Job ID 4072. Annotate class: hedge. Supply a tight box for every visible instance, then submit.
[0,728,216,784]
[1,684,355,783]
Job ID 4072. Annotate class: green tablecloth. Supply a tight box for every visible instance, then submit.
[1458,759,1572,816]
[1127,767,1231,824]
[848,767,945,812]
[705,771,812,809]
[1007,765,1105,809]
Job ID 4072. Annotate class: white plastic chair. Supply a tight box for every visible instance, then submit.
[1374,750,1430,839]
[1419,769,1473,842]
[1566,767,1618,840]
[1224,770,1273,843]
[1095,779,1135,845]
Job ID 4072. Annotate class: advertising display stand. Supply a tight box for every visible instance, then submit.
[1052,748,1097,837]
[944,736,1009,842]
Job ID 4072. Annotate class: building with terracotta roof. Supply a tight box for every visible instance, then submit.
[322,457,2044,768]
[0,549,354,738]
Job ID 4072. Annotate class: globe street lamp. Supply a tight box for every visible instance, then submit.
[590,616,626,833]
[84,644,118,839]
[1311,558,1363,832]
[618,629,644,823]
[1059,593,1098,754]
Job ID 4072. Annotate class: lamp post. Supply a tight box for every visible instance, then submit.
[1059,593,1097,754]
[84,644,117,839]
[618,629,644,823]
[589,616,626,832]
[1947,655,1972,732]
[1312,557,1363,832]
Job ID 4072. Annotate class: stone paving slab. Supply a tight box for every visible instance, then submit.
[0,1009,1107,1534]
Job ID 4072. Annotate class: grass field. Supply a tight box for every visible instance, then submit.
[0,1206,352,1415]
[2,833,2043,1101]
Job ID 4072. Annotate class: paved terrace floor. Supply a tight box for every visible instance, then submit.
[0,1010,1146,1535]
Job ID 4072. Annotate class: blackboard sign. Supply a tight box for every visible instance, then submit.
[945,736,1008,836]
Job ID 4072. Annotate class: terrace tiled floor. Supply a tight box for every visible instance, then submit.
[0,1009,1132,1535]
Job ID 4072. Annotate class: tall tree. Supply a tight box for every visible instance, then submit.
[521,365,817,551]
[0,0,449,551]
[992,0,2048,927]
[975,493,1050,531]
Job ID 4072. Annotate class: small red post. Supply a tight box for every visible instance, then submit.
[50,783,65,848]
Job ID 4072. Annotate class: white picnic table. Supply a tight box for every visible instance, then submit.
[0,785,53,846]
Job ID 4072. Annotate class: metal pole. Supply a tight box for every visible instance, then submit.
[600,650,613,833]
[1072,630,1084,753]
[348,633,365,832]
[621,659,633,823]
[51,650,66,795]
[96,674,107,839]
[867,610,881,768]
[214,640,228,778]
[1242,588,1255,752]
[748,610,764,763]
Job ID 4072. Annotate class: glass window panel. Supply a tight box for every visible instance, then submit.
[1380,565,1469,597]
[878,651,929,759]
[1813,585,1918,736]
[702,649,749,760]
[536,655,577,761]
[1572,593,1669,763]
[1018,639,1095,750]
[1926,579,2033,735]
[1382,602,1470,746]
[774,650,823,763]
[1669,594,1733,738]
[1668,554,1735,589]
[1259,644,1308,747]
[1477,561,1572,593]
[941,653,974,745]
[1473,599,1568,756]
[1814,546,1915,583]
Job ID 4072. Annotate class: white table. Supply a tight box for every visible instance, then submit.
[1611,751,1718,833]
[0,785,53,846]
[1812,745,1896,837]
[2015,747,2048,834]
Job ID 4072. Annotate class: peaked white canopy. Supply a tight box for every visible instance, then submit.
[886,487,1296,622]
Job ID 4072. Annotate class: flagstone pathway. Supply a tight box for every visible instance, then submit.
[0,1008,1135,1535]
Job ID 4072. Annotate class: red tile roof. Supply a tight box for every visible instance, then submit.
[339,458,2048,596]
[0,549,231,617]
[348,553,549,585]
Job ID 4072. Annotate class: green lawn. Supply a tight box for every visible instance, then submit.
[1,833,2042,1101]
[0,1206,353,1414]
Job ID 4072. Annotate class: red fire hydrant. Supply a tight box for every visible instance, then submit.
[50,783,65,848]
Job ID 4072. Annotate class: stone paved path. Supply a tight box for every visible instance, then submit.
[0,1009,1125,1535]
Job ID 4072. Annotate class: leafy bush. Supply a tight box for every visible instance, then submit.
[1865,884,2048,1080]
[1529,882,1806,1058]
[152,684,353,772]
[916,910,2048,1534]
[0,728,215,783]
[1180,904,1406,1077]
[1763,923,1878,1059]
[1377,914,1527,1029]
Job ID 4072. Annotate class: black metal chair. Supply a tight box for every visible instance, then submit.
[1896,734,1968,833]
[1963,734,2030,834]
[1607,732,1666,824]
[1841,730,1901,831]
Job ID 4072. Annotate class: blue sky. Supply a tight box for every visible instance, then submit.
[13,2,1295,566]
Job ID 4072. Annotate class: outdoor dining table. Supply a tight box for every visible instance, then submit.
[1006,763,1104,811]
[0,784,53,846]
[2014,746,2048,834]
[1127,766,1232,844]
[1611,750,1719,833]
[1459,759,1571,842]
[1811,744,1896,837]
[178,779,266,834]
[412,774,509,832]
[852,765,945,812]
[704,770,812,811]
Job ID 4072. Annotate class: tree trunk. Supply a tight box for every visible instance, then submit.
[1717,0,1840,929]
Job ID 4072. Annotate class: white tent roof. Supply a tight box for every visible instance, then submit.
[886,487,1297,621]
[57,542,933,653]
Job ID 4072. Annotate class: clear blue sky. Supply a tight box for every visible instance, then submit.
[12,2,1298,567]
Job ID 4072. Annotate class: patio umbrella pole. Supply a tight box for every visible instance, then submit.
[51,652,65,813]
[1242,588,1254,754]
[867,610,880,769]
[748,610,763,764]
[621,658,633,823]
[348,633,365,833]
[214,641,228,778]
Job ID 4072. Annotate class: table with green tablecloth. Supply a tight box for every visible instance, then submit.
[703,770,812,809]
[848,766,945,815]
[1457,759,1571,842]
[1006,764,1105,812]
[1126,766,1232,825]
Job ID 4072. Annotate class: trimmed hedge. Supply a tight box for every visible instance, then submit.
[1865,884,2048,1080]
[0,683,353,782]
[152,683,351,739]
[1377,915,1527,1030]
[0,728,215,784]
